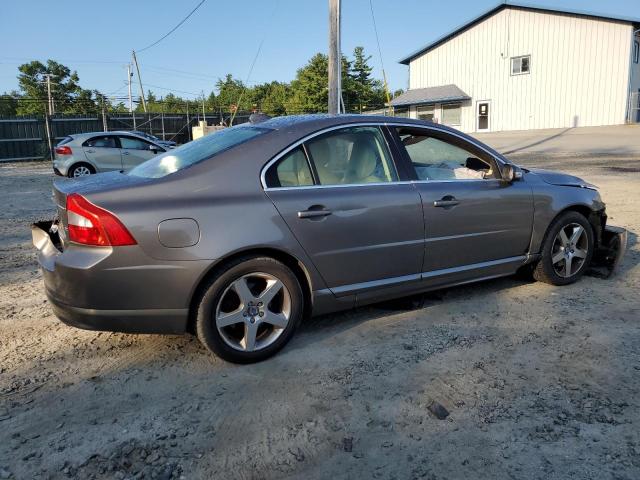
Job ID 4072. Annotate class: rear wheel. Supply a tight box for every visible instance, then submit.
[68,163,95,178]
[534,211,594,285]
[195,256,304,363]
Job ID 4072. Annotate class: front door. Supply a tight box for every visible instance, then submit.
[391,126,533,285]
[265,126,424,296]
[82,135,122,172]
[477,101,490,131]
[118,135,163,170]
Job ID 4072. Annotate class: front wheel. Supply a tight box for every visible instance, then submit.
[534,211,594,285]
[195,256,304,363]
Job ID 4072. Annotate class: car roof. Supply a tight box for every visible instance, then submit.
[255,113,474,141]
[67,131,164,144]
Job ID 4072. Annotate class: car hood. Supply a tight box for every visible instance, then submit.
[527,168,597,189]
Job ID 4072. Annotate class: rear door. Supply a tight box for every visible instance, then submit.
[118,135,164,170]
[390,126,534,284]
[264,125,425,298]
[82,135,122,172]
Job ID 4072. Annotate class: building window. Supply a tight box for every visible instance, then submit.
[393,107,409,118]
[441,103,461,125]
[634,41,639,64]
[417,105,435,121]
[511,55,531,75]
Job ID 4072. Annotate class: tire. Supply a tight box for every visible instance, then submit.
[68,163,95,178]
[533,211,594,285]
[195,256,304,363]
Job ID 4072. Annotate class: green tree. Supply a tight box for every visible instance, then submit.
[255,81,290,116]
[0,91,20,116]
[214,74,253,112]
[348,47,386,112]
[287,53,328,113]
[16,59,99,115]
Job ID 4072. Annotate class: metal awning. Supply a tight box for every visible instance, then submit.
[390,84,470,107]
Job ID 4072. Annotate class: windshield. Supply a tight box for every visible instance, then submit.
[128,125,270,178]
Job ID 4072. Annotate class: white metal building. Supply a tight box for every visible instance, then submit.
[392,2,640,132]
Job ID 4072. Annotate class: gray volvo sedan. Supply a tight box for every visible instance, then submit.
[32,115,626,363]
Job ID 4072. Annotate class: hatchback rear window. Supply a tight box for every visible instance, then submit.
[128,125,270,178]
[56,136,73,146]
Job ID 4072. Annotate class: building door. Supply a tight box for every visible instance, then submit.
[477,101,490,131]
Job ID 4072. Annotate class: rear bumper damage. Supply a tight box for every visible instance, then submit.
[589,225,628,278]
[32,220,191,334]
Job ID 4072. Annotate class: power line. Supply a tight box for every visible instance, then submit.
[137,0,207,53]
[368,0,392,106]
[230,0,280,124]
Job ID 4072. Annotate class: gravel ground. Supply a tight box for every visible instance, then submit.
[1,157,639,480]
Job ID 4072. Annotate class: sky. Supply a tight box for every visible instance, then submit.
[1,0,638,101]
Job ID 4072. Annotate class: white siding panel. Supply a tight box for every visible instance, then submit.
[407,8,633,132]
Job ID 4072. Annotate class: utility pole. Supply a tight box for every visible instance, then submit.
[328,0,341,115]
[201,91,206,125]
[161,97,166,140]
[131,50,147,113]
[42,74,55,115]
[186,101,191,141]
[101,96,107,132]
[127,64,136,129]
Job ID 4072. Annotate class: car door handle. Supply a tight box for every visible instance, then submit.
[297,208,332,219]
[433,196,459,208]
[86,149,95,153]
[121,151,130,155]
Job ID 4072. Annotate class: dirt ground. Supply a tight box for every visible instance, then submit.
[1,155,639,480]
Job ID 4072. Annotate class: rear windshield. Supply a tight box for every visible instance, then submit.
[56,136,73,146]
[128,125,270,179]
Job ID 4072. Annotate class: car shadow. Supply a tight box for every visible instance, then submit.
[292,229,638,352]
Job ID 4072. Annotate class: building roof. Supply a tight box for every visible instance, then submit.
[399,1,640,65]
[390,84,470,107]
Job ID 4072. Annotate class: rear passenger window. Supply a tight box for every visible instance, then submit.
[84,136,116,148]
[120,136,152,150]
[266,147,313,188]
[306,126,397,186]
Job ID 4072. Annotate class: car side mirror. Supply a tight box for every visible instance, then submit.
[502,164,523,182]
[149,145,160,152]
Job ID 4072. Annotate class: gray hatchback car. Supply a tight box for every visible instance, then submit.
[53,131,167,177]
[33,115,626,363]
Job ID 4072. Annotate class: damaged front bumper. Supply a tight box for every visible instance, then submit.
[589,225,628,278]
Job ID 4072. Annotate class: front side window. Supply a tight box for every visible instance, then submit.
[120,136,154,150]
[511,55,531,75]
[129,124,269,178]
[305,126,398,185]
[84,136,117,148]
[395,127,496,181]
[441,103,461,125]
[266,147,313,188]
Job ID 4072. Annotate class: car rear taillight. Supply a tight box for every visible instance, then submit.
[66,193,136,246]
[55,146,72,155]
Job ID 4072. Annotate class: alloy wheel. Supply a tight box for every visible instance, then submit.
[551,222,589,278]
[72,166,92,177]
[215,272,291,352]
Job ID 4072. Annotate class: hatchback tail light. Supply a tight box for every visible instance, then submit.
[66,193,137,246]
[55,146,72,155]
